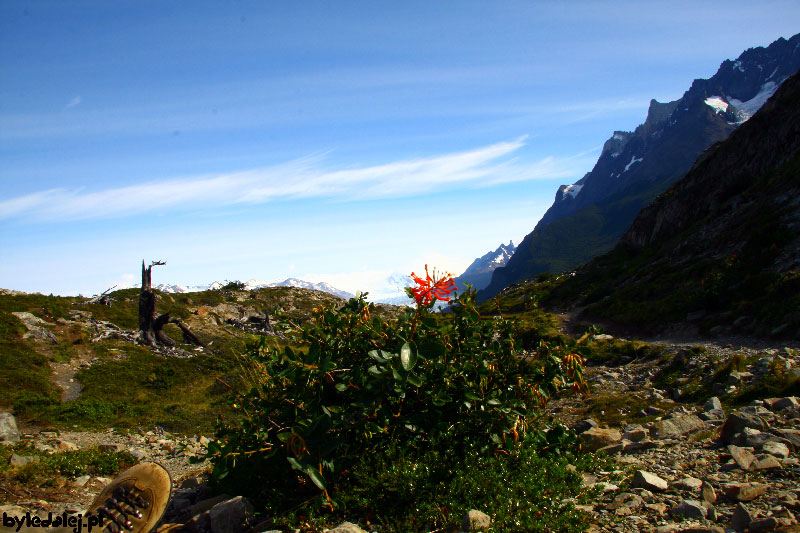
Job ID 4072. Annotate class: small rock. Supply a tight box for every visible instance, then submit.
[727,445,756,471]
[670,499,707,519]
[631,470,668,492]
[461,509,491,531]
[732,502,753,531]
[622,428,649,442]
[209,496,254,533]
[97,444,123,453]
[0,413,20,444]
[762,441,790,459]
[57,440,79,452]
[650,414,705,438]
[580,427,622,451]
[325,524,367,533]
[8,454,40,466]
[128,448,147,460]
[754,455,782,470]
[748,517,778,532]
[702,482,717,505]
[571,418,599,435]
[672,477,703,491]
[72,475,91,487]
[610,492,644,511]
[720,412,769,444]
[771,396,799,411]
[645,502,668,514]
[724,482,767,502]
[704,397,722,411]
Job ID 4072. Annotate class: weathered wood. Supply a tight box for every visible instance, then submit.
[138,260,203,349]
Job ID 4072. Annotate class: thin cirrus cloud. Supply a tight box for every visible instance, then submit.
[0,136,580,223]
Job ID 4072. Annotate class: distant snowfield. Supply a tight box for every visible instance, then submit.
[729,81,779,119]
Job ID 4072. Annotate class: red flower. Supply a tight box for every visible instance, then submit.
[409,264,457,306]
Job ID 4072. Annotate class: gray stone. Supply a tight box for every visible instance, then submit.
[748,517,779,531]
[8,454,40,467]
[97,443,123,453]
[702,482,717,505]
[732,502,753,531]
[209,496,254,533]
[771,396,799,411]
[704,397,722,411]
[571,418,598,435]
[72,475,91,487]
[672,477,703,491]
[670,499,707,519]
[762,441,790,459]
[624,440,663,454]
[610,492,643,511]
[754,454,782,470]
[622,428,648,442]
[0,413,20,444]
[770,428,800,450]
[728,371,751,385]
[461,509,491,531]
[727,445,756,471]
[630,470,668,492]
[11,312,58,343]
[650,414,705,438]
[720,412,769,444]
[128,448,147,460]
[732,427,775,448]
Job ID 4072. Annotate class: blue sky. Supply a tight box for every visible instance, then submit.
[1,1,798,298]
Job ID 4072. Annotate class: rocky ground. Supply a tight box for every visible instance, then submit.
[556,337,800,533]
[1,333,799,532]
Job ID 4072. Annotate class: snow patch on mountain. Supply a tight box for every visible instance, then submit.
[562,183,583,199]
[624,155,643,172]
[729,81,779,120]
[704,96,729,114]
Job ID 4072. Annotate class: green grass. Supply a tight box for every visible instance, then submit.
[0,442,138,487]
[0,311,61,410]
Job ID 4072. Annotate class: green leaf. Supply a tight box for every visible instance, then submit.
[287,456,303,471]
[400,342,418,371]
[407,373,422,387]
[335,383,348,392]
[368,350,385,362]
[305,465,327,491]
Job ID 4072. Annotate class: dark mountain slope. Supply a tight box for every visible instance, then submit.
[480,33,800,301]
[546,71,800,339]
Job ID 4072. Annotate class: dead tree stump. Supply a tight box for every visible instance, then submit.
[139,260,203,348]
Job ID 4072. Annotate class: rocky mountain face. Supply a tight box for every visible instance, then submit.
[547,71,800,338]
[453,241,516,292]
[480,33,800,301]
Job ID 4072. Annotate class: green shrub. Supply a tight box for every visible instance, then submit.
[202,280,587,528]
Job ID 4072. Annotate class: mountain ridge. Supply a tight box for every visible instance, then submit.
[479,33,800,302]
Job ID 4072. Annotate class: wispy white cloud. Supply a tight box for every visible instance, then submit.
[0,137,584,222]
[65,96,82,109]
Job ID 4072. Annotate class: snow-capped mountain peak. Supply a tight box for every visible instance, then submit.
[154,278,354,299]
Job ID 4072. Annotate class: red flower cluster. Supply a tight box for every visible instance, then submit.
[409,264,457,306]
